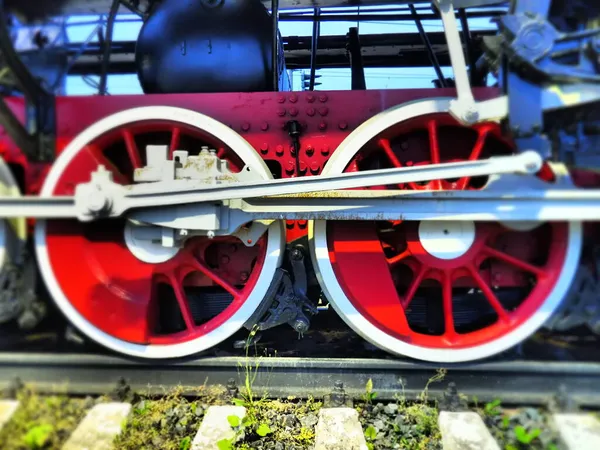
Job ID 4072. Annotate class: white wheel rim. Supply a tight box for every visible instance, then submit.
[35,106,284,359]
[309,98,582,363]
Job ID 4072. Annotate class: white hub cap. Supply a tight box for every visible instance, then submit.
[124,222,179,264]
[419,221,475,260]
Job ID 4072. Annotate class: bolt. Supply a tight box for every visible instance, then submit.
[290,248,303,260]
[289,94,298,103]
[292,318,309,333]
[289,107,298,117]
[464,108,479,122]
[241,122,250,132]
[298,220,308,228]
[220,255,230,265]
[306,94,315,103]
[277,95,285,103]
[306,107,315,117]
[277,108,286,117]
[276,145,284,156]
[207,230,215,239]
[321,145,330,156]
[306,145,314,156]
[286,160,295,173]
[338,121,348,130]
[286,221,294,229]
[240,272,249,282]
[319,94,328,102]
[299,161,307,173]
[318,107,329,116]
[319,121,327,131]
[260,142,269,153]
[310,161,320,174]
[260,122,269,131]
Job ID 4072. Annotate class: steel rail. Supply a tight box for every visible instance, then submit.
[0,352,598,407]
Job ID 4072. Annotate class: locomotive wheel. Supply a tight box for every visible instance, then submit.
[35,107,284,359]
[310,99,582,363]
[0,158,26,323]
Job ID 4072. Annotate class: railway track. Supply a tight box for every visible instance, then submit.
[0,352,599,407]
[0,351,599,449]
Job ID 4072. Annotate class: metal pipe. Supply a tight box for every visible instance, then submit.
[458,8,477,86]
[347,27,366,90]
[309,8,321,91]
[409,3,445,87]
[99,0,120,96]
[272,0,280,91]
[280,10,506,22]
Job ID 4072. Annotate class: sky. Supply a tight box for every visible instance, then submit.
[58,2,501,95]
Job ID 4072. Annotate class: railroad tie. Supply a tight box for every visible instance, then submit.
[438,411,500,450]
[191,405,246,450]
[0,400,19,431]
[62,402,132,450]
[551,413,600,450]
[314,407,369,450]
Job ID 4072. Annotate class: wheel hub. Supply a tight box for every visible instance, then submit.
[418,221,475,260]
[124,222,179,264]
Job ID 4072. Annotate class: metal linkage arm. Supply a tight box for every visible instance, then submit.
[0,151,541,220]
[77,151,542,220]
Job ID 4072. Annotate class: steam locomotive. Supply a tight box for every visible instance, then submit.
[0,0,598,363]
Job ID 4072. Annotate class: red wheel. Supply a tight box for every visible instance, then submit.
[35,107,283,359]
[311,99,581,362]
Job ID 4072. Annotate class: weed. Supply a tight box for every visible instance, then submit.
[0,386,93,450]
[363,379,378,405]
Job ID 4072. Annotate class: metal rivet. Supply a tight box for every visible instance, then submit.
[277,95,285,103]
[306,145,314,156]
[338,121,348,130]
[310,161,320,174]
[319,107,329,116]
[306,94,315,103]
[289,107,298,117]
[321,145,330,155]
[260,143,269,153]
[261,122,269,131]
[241,122,250,132]
[277,108,286,117]
[319,94,328,102]
[319,121,327,130]
[306,107,315,117]
[276,145,284,156]
[289,94,298,103]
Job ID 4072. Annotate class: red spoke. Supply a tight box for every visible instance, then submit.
[122,129,142,169]
[169,127,181,159]
[427,120,443,190]
[442,271,456,338]
[85,147,129,185]
[467,264,509,323]
[166,273,196,331]
[402,265,427,308]
[186,254,241,298]
[456,127,490,190]
[482,246,547,279]
[378,138,420,190]
[387,249,411,266]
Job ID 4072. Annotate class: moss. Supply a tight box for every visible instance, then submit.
[227,396,322,449]
[115,386,227,450]
[0,386,95,450]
